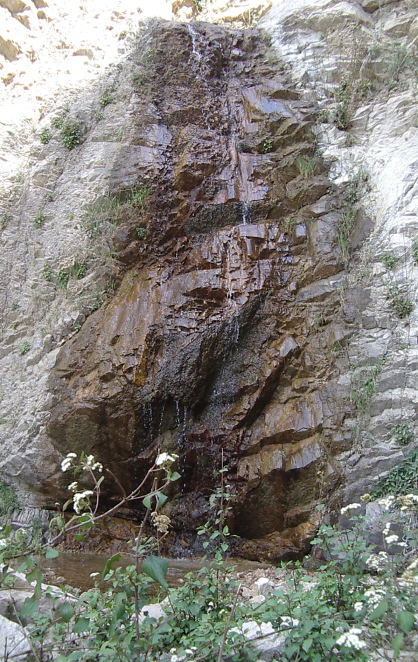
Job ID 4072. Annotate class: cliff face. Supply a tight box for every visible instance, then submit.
[1,0,418,561]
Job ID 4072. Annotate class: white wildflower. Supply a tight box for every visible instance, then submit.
[68,482,78,492]
[90,572,99,578]
[385,534,399,545]
[375,495,395,511]
[155,452,179,468]
[73,490,94,514]
[83,455,103,472]
[360,493,371,502]
[364,588,386,606]
[340,503,362,515]
[336,628,367,650]
[61,452,77,472]
[398,542,407,547]
[0,539,9,549]
[366,552,388,572]
[354,602,363,612]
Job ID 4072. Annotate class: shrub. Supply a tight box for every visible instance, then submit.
[393,421,414,446]
[40,127,51,144]
[61,120,83,149]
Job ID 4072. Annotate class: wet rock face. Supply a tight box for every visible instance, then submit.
[47,21,349,561]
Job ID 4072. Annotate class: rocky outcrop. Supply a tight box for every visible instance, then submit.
[40,20,351,561]
[2,0,418,562]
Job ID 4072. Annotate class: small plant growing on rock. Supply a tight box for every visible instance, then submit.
[381,252,399,270]
[262,138,273,153]
[42,263,53,281]
[99,89,114,108]
[57,266,70,289]
[20,341,30,355]
[60,120,83,149]
[412,238,418,264]
[0,212,11,230]
[51,116,64,129]
[393,421,414,446]
[136,226,147,239]
[39,127,51,144]
[34,210,46,228]
[296,154,317,179]
[284,216,297,233]
[387,284,414,319]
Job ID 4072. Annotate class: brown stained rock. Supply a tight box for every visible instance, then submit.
[45,21,356,560]
[0,35,21,61]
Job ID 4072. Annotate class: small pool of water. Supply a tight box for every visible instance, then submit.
[42,551,271,593]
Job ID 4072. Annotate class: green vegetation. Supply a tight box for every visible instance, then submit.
[392,421,414,446]
[72,259,87,280]
[61,120,83,149]
[34,210,46,228]
[0,481,17,517]
[262,138,273,153]
[337,169,369,260]
[39,127,52,144]
[371,448,418,498]
[42,263,53,281]
[296,155,317,179]
[386,284,413,319]
[57,267,70,289]
[381,253,399,270]
[412,238,418,264]
[351,357,385,415]
[51,116,64,129]
[136,227,147,239]
[99,89,114,108]
[1,453,418,662]
[0,212,11,230]
[284,216,297,233]
[20,341,30,355]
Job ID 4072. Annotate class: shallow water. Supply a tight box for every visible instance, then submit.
[42,551,271,592]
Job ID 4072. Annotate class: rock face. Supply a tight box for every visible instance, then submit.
[2,0,418,562]
[42,20,349,561]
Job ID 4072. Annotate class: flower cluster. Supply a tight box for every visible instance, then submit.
[73,490,94,514]
[84,455,103,472]
[340,503,362,515]
[375,495,395,511]
[151,512,171,534]
[366,551,389,572]
[364,587,386,606]
[156,452,179,469]
[397,493,418,512]
[61,452,77,472]
[335,628,367,650]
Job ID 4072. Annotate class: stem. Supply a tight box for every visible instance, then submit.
[216,583,241,662]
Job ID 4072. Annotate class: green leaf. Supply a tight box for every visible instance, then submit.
[302,638,313,653]
[155,491,168,508]
[369,599,389,620]
[59,602,74,623]
[169,471,181,482]
[20,597,38,619]
[392,633,403,659]
[142,555,168,589]
[142,495,152,510]
[45,547,59,559]
[103,553,121,579]
[74,534,85,541]
[73,617,90,633]
[397,610,415,634]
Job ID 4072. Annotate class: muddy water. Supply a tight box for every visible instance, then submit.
[42,552,271,592]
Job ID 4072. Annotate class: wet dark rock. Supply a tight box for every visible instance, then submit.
[44,21,359,561]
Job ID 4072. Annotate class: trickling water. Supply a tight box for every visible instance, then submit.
[241,201,251,225]
[158,403,166,436]
[183,405,188,433]
[187,24,202,63]
[175,400,181,428]
[143,402,153,435]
